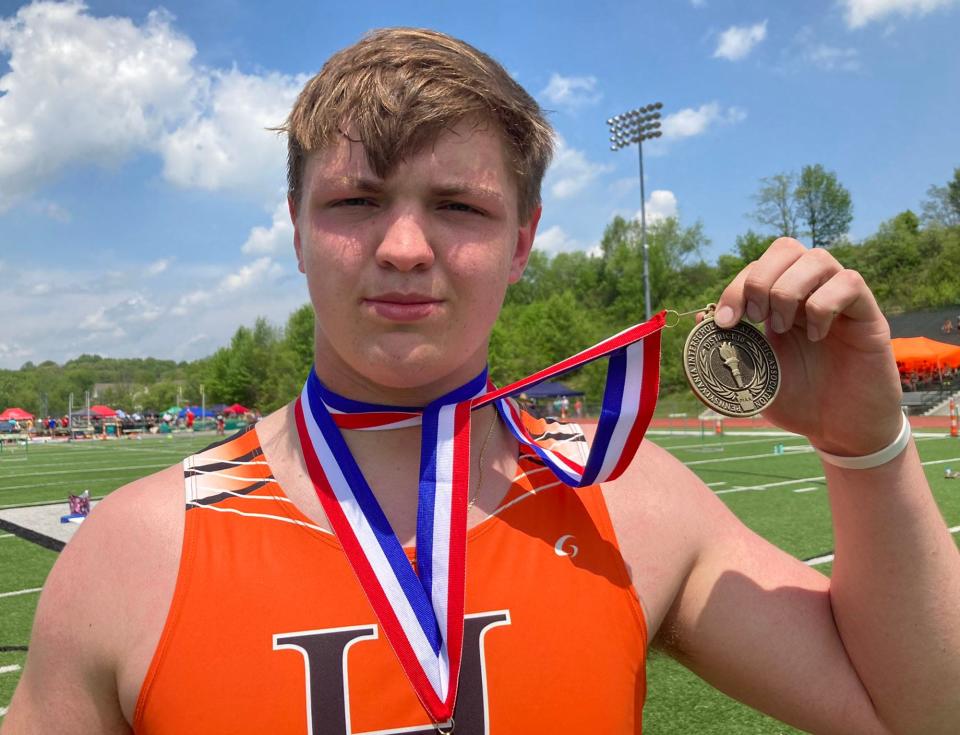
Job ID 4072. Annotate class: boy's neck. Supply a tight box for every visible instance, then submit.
[312,358,490,408]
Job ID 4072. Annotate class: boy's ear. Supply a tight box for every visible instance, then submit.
[289,195,305,274]
[509,206,542,283]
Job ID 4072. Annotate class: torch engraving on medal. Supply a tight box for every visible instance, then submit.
[717,341,757,413]
[718,341,743,385]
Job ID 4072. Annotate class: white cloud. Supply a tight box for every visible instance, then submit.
[535,225,582,255]
[223,256,282,291]
[0,1,200,209]
[170,256,284,315]
[241,200,294,256]
[636,190,678,223]
[539,73,602,110]
[0,187,291,351]
[806,45,861,71]
[159,69,305,203]
[545,136,613,200]
[840,0,959,28]
[661,103,747,140]
[713,21,768,61]
[146,258,171,276]
[170,290,210,316]
[31,199,71,222]
[0,340,32,364]
[691,0,707,7]
[0,259,307,369]
[79,307,114,332]
[0,2,303,210]
[79,295,162,334]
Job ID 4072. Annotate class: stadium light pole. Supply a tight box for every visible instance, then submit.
[607,102,663,321]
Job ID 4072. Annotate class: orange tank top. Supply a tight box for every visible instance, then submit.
[135,419,648,734]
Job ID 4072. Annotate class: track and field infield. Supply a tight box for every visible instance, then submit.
[0,434,217,509]
[2,427,960,732]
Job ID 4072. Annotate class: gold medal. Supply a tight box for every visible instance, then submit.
[683,304,780,418]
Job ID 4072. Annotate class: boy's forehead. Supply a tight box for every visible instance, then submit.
[303,122,517,197]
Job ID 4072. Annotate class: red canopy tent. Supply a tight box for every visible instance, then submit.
[0,407,33,421]
[225,403,251,415]
[89,405,118,418]
[891,337,960,372]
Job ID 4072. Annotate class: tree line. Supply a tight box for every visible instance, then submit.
[3,166,960,416]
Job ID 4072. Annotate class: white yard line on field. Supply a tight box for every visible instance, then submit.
[683,448,815,467]
[715,476,825,494]
[14,452,191,470]
[0,665,21,675]
[0,496,104,510]
[714,456,960,495]
[687,441,960,471]
[0,587,42,599]
[0,463,170,480]
[659,436,808,452]
[792,487,819,493]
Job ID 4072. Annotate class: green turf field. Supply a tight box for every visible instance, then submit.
[1,429,959,730]
[0,434,216,510]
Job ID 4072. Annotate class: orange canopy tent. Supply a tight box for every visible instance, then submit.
[891,337,960,371]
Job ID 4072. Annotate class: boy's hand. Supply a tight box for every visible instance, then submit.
[713,237,902,456]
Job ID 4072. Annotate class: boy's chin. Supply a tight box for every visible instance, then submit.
[356,346,486,391]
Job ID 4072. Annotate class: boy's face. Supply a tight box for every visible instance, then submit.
[291,118,540,399]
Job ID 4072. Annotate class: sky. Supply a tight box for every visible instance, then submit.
[0,0,958,369]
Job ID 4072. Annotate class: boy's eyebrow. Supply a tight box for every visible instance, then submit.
[431,183,504,205]
[318,176,384,192]
[318,177,505,205]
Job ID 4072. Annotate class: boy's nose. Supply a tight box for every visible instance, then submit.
[375,211,435,272]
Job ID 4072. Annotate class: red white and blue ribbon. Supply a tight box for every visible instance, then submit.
[294,311,664,724]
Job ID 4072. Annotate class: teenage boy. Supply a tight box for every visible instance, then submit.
[6,28,959,735]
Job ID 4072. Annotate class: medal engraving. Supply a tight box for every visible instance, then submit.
[683,306,780,417]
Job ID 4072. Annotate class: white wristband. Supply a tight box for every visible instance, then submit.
[815,413,912,470]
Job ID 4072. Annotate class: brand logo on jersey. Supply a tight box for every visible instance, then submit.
[274,610,510,734]
[553,534,579,558]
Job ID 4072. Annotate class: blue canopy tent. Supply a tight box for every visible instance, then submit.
[520,381,584,398]
[178,405,219,419]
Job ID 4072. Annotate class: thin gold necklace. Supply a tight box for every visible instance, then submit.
[469,410,499,510]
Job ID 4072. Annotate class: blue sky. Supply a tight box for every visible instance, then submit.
[1,0,958,368]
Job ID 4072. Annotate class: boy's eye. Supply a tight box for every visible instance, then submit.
[442,202,481,214]
[334,197,375,207]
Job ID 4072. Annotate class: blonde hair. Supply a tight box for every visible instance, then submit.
[279,28,554,222]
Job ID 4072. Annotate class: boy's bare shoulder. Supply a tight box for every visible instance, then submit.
[4,461,187,732]
[44,460,186,663]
